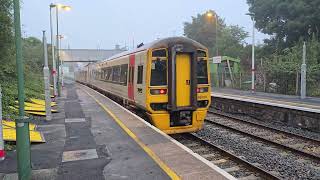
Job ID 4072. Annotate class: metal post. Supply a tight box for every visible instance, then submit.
[43,31,52,121]
[301,42,307,99]
[60,36,64,87]
[49,5,58,97]
[56,7,61,97]
[0,86,5,161]
[251,18,255,93]
[13,0,31,179]
[215,13,219,56]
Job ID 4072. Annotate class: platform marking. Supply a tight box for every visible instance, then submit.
[62,149,98,162]
[82,89,181,180]
[212,92,320,113]
[65,118,86,123]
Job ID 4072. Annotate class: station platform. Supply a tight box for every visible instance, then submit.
[211,88,320,114]
[0,82,234,180]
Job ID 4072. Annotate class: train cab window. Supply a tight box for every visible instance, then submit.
[151,58,167,86]
[112,66,120,82]
[137,65,143,84]
[120,64,128,85]
[152,49,166,57]
[197,50,207,57]
[197,59,208,84]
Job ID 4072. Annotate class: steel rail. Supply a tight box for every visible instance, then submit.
[205,114,320,162]
[173,133,281,180]
[208,110,320,144]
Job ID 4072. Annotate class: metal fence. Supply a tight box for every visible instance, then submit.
[210,71,320,97]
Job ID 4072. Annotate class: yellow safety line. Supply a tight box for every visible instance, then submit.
[82,88,180,180]
[214,93,320,110]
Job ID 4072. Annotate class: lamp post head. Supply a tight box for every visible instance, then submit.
[206,12,213,18]
[206,10,217,19]
[49,3,71,11]
[62,6,71,11]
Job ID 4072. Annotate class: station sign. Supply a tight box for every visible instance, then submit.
[212,56,222,64]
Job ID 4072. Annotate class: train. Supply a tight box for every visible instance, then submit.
[75,37,211,134]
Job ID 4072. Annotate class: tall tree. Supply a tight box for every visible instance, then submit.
[183,10,248,57]
[247,0,320,47]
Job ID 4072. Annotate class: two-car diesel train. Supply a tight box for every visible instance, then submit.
[75,37,211,134]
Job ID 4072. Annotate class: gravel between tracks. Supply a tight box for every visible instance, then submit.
[210,109,320,141]
[195,122,320,179]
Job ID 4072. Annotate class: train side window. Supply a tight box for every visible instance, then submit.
[120,64,128,85]
[112,66,120,82]
[100,69,103,79]
[137,65,143,84]
[103,68,108,80]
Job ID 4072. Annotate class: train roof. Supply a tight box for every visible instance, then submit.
[101,37,207,63]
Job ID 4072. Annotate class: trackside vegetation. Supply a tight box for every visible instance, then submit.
[184,3,320,96]
[0,1,47,119]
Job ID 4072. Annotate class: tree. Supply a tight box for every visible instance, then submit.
[217,25,249,58]
[0,0,15,79]
[183,10,248,57]
[184,10,226,56]
[259,37,320,95]
[247,0,320,47]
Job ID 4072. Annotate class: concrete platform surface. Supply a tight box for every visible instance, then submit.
[80,83,235,180]
[0,82,235,180]
[212,88,320,113]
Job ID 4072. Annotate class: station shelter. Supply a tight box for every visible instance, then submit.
[209,56,241,88]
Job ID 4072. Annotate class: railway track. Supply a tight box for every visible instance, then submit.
[206,111,320,162]
[171,133,281,180]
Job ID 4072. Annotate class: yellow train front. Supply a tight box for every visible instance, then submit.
[76,37,211,134]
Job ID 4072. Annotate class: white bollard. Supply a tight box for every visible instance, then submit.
[43,31,52,120]
[0,86,5,160]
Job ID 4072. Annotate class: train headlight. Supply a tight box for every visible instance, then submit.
[150,89,167,95]
[197,87,209,93]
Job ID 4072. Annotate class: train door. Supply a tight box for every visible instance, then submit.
[176,53,191,107]
[128,55,135,101]
[134,53,146,105]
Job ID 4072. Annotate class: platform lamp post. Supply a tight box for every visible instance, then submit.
[206,11,219,56]
[58,35,66,87]
[206,11,220,88]
[50,3,71,97]
[13,0,32,179]
[43,31,52,121]
[49,4,58,98]
[246,13,256,93]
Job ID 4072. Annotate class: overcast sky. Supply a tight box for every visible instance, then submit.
[21,0,268,49]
